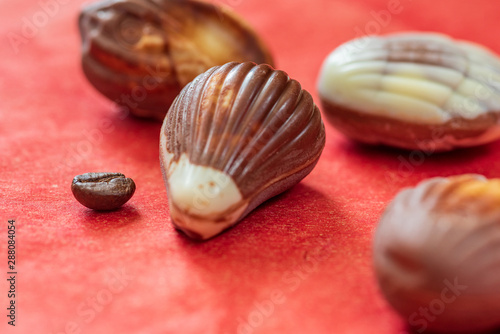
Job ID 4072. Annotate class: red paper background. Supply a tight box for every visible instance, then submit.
[1,0,500,333]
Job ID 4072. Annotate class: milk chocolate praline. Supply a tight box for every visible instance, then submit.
[159,62,325,240]
[374,175,500,333]
[79,0,274,120]
[317,32,500,151]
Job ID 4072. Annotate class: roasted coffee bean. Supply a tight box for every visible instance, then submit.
[71,173,136,210]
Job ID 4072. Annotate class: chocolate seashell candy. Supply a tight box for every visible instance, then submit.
[374,174,500,333]
[79,0,274,120]
[160,62,325,240]
[317,32,500,151]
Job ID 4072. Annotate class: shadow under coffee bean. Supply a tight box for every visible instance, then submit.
[71,172,136,211]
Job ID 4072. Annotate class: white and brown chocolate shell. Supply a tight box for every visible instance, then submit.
[160,62,325,240]
[374,174,500,333]
[317,32,500,151]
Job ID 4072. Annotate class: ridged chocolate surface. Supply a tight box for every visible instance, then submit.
[161,62,325,199]
[79,0,274,120]
[318,33,500,124]
[374,175,500,333]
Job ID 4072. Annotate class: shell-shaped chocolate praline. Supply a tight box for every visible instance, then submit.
[79,0,274,121]
[160,62,325,240]
[374,174,500,333]
[317,32,500,151]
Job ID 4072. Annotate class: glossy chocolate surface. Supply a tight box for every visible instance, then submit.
[321,99,500,152]
[374,175,500,333]
[317,32,500,151]
[160,62,325,239]
[162,61,325,197]
[79,0,274,120]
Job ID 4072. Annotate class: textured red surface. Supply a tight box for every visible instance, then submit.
[1,0,500,333]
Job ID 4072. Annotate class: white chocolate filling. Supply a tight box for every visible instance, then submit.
[167,153,243,216]
[160,150,248,239]
[317,33,500,124]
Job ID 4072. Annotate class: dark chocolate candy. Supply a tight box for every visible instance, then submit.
[79,0,274,120]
